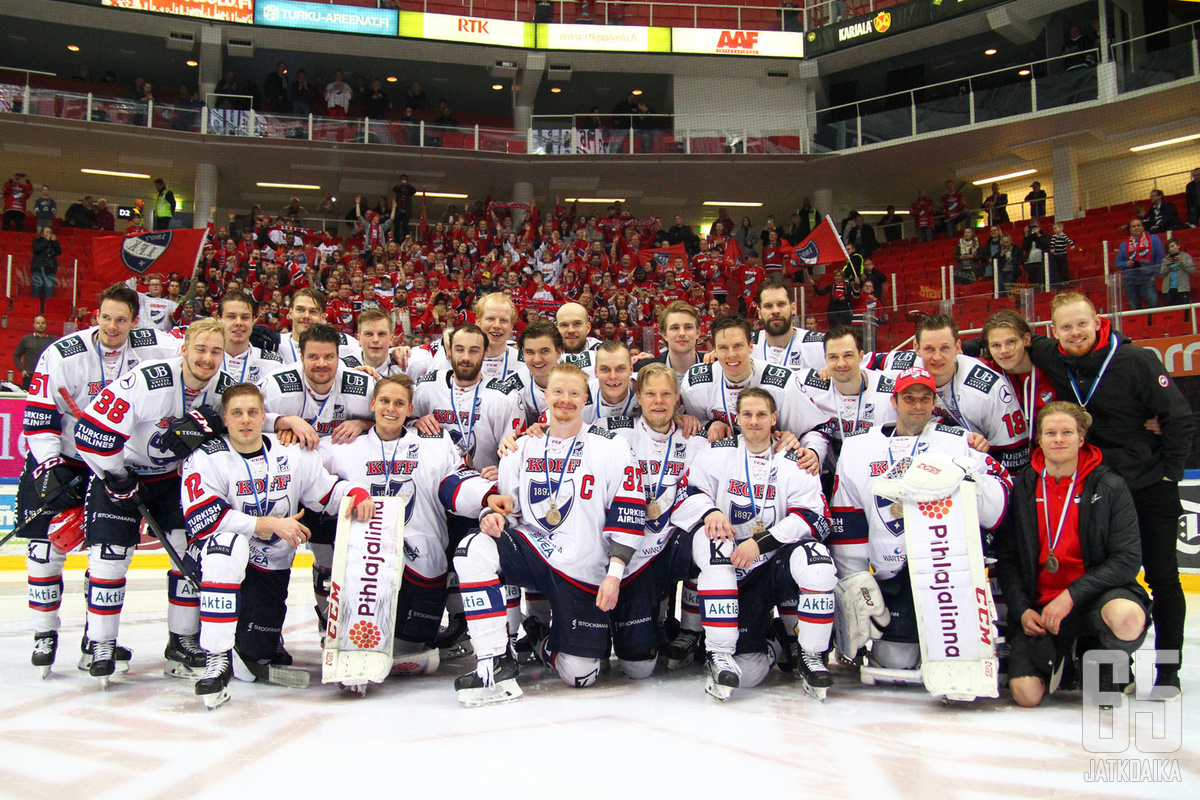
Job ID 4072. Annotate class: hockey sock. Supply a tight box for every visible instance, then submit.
[27,541,66,633]
[198,534,248,655]
[693,535,738,653]
[777,601,799,642]
[445,571,463,616]
[525,591,552,624]
[452,532,508,659]
[86,543,134,643]
[166,529,199,636]
[504,584,522,640]
[791,543,837,653]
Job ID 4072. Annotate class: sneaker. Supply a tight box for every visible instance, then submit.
[1149,668,1182,702]
[665,629,703,671]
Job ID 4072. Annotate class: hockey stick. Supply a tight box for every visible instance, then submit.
[56,385,201,588]
[0,473,89,548]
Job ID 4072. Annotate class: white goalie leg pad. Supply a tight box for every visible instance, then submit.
[28,541,67,633]
[903,480,999,701]
[198,533,249,656]
[86,544,134,643]
[860,641,924,685]
[553,653,603,688]
[735,652,772,689]
[833,572,891,658]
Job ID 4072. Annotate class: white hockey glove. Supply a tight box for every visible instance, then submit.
[834,572,892,659]
[871,453,966,505]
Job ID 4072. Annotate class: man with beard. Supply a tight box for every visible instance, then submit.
[753,276,827,373]
[556,302,603,375]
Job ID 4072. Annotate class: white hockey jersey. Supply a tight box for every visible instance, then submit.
[321,426,497,582]
[864,349,919,374]
[340,350,408,379]
[137,294,178,331]
[596,415,708,576]
[752,327,827,373]
[258,362,375,438]
[671,434,831,576]
[277,331,363,366]
[587,379,641,421]
[932,354,1030,472]
[412,369,523,470]
[559,343,601,377]
[222,344,283,385]
[792,367,897,442]
[405,342,519,383]
[679,358,833,440]
[181,434,352,570]
[828,420,1012,581]
[74,357,234,477]
[499,423,647,588]
[24,326,181,463]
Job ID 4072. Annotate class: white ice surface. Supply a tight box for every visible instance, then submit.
[0,569,1196,800]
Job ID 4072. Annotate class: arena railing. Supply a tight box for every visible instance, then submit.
[0,24,1194,156]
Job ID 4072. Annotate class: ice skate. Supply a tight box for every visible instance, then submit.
[434,613,473,660]
[32,631,57,679]
[78,635,131,674]
[233,646,311,688]
[665,629,703,671]
[455,653,522,707]
[796,647,832,701]
[514,616,548,665]
[89,640,117,689]
[703,651,741,701]
[195,651,233,710]
[163,633,206,679]
[765,618,797,674]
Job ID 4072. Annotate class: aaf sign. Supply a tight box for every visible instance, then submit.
[671,28,804,58]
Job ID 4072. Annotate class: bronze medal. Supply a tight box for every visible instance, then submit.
[1045,553,1059,574]
[751,520,767,536]
[646,499,661,521]
[890,502,904,519]
[546,504,562,526]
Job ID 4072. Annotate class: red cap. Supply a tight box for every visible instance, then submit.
[894,366,935,395]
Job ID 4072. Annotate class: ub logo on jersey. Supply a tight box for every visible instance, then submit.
[121,231,174,275]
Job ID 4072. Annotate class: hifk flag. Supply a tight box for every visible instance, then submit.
[636,242,687,272]
[793,215,850,267]
[418,196,430,242]
[721,237,742,270]
[91,229,206,284]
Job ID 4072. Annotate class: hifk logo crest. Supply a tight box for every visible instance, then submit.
[653,251,671,268]
[121,231,174,275]
[529,478,573,530]
[797,240,820,264]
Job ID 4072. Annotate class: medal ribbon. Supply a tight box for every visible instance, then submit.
[1040,468,1078,562]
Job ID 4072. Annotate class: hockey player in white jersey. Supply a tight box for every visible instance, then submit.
[277,288,362,366]
[828,367,1011,675]
[180,383,376,708]
[73,318,234,685]
[556,302,602,375]
[671,388,836,700]
[340,309,407,378]
[218,290,283,384]
[411,323,523,472]
[680,316,829,463]
[490,320,563,428]
[474,292,521,382]
[589,363,708,680]
[20,284,180,676]
[454,364,647,705]
[588,341,640,420]
[800,325,897,448]
[321,374,500,674]
[914,314,1030,472]
[258,323,376,640]
[753,277,827,373]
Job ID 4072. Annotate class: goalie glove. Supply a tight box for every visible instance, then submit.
[834,571,892,658]
[250,324,281,353]
[32,458,86,512]
[162,408,226,459]
[47,506,86,554]
[871,453,966,505]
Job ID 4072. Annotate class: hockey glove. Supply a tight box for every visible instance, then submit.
[47,506,86,554]
[250,324,281,353]
[103,469,144,510]
[163,408,226,459]
[32,458,86,512]
[833,572,892,659]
